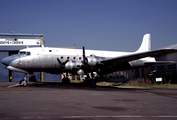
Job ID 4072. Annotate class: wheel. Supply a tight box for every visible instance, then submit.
[19,79,28,87]
[29,76,37,82]
[91,79,97,88]
[62,78,70,84]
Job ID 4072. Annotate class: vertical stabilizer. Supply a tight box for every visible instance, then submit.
[135,34,151,53]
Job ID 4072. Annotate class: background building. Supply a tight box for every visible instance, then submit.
[106,44,177,84]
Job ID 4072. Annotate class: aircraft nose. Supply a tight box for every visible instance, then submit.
[1,57,11,66]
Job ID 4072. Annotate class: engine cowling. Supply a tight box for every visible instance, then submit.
[77,69,84,75]
[64,60,82,70]
[86,55,103,66]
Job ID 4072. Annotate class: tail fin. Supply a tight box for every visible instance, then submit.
[135,34,151,53]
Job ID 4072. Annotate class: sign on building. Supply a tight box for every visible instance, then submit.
[0,38,41,46]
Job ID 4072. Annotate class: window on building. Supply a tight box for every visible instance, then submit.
[168,64,176,75]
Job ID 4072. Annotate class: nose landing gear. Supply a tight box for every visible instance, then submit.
[19,74,29,87]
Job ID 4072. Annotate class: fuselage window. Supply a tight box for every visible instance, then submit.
[61,56,63,59]
[73,57,76,60]
[79,57,81,60]
[49,50,52,52]
[67,57,70,59]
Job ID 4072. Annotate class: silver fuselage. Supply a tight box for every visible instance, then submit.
[1,47,156,75]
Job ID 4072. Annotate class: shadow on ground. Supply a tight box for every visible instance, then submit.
[27,81,151,91]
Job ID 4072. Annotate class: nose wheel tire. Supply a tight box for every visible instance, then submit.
[19,79,28,87]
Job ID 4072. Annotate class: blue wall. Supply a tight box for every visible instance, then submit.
[0,52,8,82]
[43,72,61,81]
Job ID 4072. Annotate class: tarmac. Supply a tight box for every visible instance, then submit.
[0,81,177,120]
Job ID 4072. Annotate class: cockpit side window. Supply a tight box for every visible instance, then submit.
[26,52,31,55]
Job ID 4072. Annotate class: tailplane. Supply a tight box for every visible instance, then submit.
[135,34,151,53]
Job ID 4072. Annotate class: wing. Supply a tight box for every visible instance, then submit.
[99,49,177,75]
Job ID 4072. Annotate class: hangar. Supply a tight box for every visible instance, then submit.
[0,33,60,82]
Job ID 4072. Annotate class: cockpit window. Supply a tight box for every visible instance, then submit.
[26,52,31,55]
[19,52,26,54]
[18,51,31,56]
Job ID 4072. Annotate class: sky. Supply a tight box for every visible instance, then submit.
[0,0,177,51]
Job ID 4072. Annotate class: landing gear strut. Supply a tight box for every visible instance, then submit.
[19,74,29,87]
[91,79,97,88]
[85,72,97,88]
[90,72,97,88]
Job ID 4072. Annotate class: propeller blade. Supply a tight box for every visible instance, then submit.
[83,45,85,63]
[56,57,62,65]
[56,57,69,68]
[63,59,69,65]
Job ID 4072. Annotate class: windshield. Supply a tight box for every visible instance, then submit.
[19,51,26,54]
[18,51,31,56]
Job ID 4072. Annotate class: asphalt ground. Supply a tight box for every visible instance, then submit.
[0,82,177,120]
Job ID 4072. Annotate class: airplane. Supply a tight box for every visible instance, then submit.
[1,33,176,87]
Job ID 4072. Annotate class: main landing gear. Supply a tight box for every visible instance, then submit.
[61,73,70,84]
[91,79,97,88]
[87,72,97,88]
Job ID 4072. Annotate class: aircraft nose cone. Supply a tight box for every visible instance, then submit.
[1,57,10,66]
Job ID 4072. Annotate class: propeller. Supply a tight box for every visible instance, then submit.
[82,45,96,86]
[56,57,69,68]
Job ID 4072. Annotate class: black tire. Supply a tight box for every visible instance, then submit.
[62,78,70,84]
[91,79,97,88]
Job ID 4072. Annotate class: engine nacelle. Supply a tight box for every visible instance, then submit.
[86,55,103,66]
[64,61,82,71]
[77,69,84,75]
